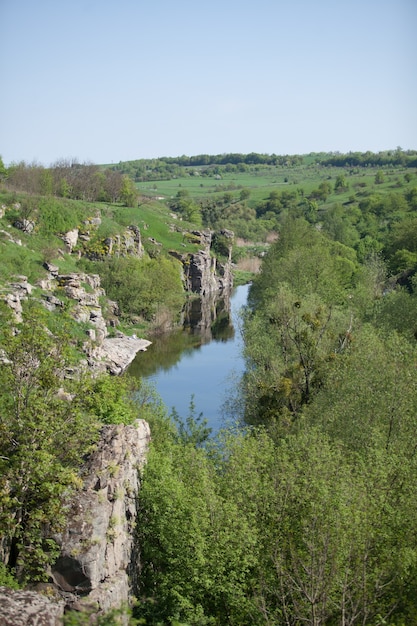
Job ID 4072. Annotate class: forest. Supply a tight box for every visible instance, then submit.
[0,151,417,624]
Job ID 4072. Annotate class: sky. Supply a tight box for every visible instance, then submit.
[0,0,416,166]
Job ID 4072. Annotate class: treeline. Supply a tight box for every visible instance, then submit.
[109,153,304,181]
[320,148,417,168]
[2,158,138,206]
[109,149,417,182]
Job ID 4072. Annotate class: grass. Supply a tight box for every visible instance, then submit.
[1,164,415,291]
[135,165,416,213]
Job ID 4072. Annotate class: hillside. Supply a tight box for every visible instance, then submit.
[1,150,417,624]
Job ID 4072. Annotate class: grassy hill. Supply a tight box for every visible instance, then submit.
[1,150,417,331]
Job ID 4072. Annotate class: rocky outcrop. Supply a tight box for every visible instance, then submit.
[104,225,143,258]
[96,336,151,375]
[173,229,234,296]
[1,269,151,375]
[0,276,34,323]
[50,419,151,615]
[72,217,144,260]
[41,270,151,374]
[0,587,65,626]
[62,228,79,253]
[0,419,151,623]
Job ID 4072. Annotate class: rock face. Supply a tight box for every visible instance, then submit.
[0,587,65,626]
[60,217,143,260]
[98,336,151,375]
[50,419,151,615]
[0,420,151,623]
[176,229,234,296]
[104,225,143,258]
[1,276,33,323]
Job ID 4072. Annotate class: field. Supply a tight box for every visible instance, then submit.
[136,163,415,210]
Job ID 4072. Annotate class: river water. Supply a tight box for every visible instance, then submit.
[129,284,249,432]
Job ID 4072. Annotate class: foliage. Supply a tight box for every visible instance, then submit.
[0,562,20,589]
[170,396,212,446]
[90,255,184,322]
[169,189,201,224]
[0,302,100,582]
[82,373,139,425]
[137,402,417,624]
[120,174,139,207]
[63,604,140,625]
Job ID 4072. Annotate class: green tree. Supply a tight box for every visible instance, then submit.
[0,155,8,180]
[96,255,184,321]
[120,175,138,207]
[169,189,201,224]
[0,303,99,582]
[334,173,348,192]
[375,169,385,184]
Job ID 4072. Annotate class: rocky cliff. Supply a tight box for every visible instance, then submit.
[172,229,234,296]
[0,587,65,626]
[0,419,151,624]
[51,419,151,615]
[3,268,151,375]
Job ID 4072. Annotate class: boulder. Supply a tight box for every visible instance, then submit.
[0,587,64,626]
[43,262,59,277]
[95,336,151,375]
[61,228,79,252]
[14,219,35,233]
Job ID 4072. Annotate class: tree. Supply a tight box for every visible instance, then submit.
[120,175,138,207]
[169,189,201,224]
[375,169,385,184]
[239,188,251,202]
[243,285,352,428]
[0,155,7,180]
[334,174,348,192]
[0,303,99,582]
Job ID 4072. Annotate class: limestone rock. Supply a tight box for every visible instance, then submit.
[2,278,35,322]
[94,336,151,375]
[104,225,143,258]
[174,229,234,296]
[61,228,79,252]
[51,419,151,614]
[43,262,59,277]
[14,218,35,233]
[0,229,22,245]
[0,586,65,625]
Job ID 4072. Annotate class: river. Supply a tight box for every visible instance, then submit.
[128,284,249,432]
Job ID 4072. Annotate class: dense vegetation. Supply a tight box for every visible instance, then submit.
[0,300,145,583]
[132,152,417,624]
[1,150,417,624]
[135,214,417,624]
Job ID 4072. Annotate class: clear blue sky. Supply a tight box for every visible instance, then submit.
[1,0,416,166]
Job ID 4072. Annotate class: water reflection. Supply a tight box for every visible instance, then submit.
[129,284,249,430]
[182,292,234,343]
[129,291,235,379]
